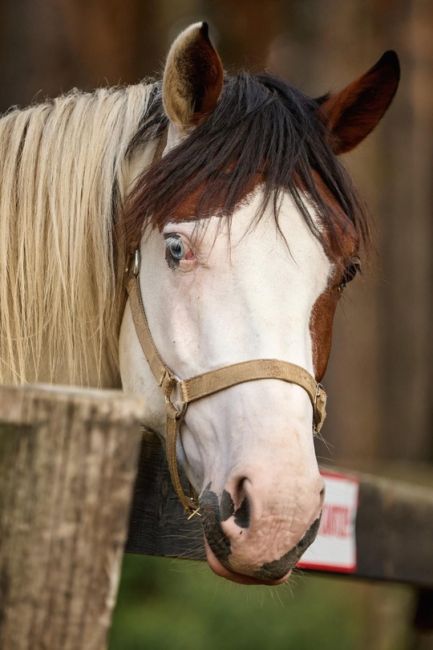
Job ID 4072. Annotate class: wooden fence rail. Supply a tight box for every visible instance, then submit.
[0,384,432,650]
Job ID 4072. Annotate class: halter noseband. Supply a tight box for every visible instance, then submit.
[126,249,327,515]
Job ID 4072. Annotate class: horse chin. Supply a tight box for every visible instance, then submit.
[204,540,291,586]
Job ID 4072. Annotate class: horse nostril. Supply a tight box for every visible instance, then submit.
[319,486,325,507]
[232,477,251,529]
[234,494,250,528]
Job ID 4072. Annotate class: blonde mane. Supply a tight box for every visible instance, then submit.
[0,82,155,387]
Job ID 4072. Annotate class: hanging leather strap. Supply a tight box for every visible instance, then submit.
[126,251,327,514]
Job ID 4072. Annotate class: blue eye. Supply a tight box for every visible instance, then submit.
[165,234,185,268]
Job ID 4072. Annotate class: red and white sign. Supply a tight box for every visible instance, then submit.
[297,470,359,573]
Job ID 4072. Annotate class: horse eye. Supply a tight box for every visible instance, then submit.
[338,258,361,292]
[164,233,189,269]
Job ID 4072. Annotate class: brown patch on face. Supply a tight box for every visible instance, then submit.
[164,171,263,224]
[307,172,359,380]
[309,287,339,381]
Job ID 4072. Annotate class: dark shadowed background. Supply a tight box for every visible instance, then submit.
[1,1,431,648]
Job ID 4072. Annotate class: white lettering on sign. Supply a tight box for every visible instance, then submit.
[297,470,359,573]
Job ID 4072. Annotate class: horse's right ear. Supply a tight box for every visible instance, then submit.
[162,22,224,131]
[318,51,400,154]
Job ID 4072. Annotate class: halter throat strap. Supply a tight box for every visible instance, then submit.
[126,250,327,514]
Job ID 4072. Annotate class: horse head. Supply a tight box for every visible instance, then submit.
[119,23,399,585]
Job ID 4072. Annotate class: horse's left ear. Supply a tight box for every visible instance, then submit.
[318,51,400,154]
[162,21,224,131]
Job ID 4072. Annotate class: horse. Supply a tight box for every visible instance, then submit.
[0,22,399,585]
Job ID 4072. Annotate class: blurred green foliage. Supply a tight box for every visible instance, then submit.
[110,555,370,650]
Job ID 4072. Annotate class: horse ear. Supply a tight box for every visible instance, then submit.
[162,22,224,130]
[318,51,400,154]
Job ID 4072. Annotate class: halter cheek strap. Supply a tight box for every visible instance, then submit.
[126,250,327,515]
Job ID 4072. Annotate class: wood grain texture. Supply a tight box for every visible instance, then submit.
[0,384,144,650]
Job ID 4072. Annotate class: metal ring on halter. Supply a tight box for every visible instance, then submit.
[132,249,141,277]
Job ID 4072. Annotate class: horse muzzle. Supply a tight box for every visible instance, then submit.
[199,473,324,584]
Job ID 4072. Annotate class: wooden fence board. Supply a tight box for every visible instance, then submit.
[0,385,145,650]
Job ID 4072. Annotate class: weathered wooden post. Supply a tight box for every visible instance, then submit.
[0,384,144,650]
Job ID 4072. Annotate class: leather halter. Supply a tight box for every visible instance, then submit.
[126,249,327,515]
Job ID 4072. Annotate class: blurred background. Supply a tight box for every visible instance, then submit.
[1,0,431,648]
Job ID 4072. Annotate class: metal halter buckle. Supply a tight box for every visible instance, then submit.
[161,371,187,420]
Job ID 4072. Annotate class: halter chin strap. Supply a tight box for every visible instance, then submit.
[126,249,327,514]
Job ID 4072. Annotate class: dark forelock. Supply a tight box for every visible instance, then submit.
[123,74,369,253]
